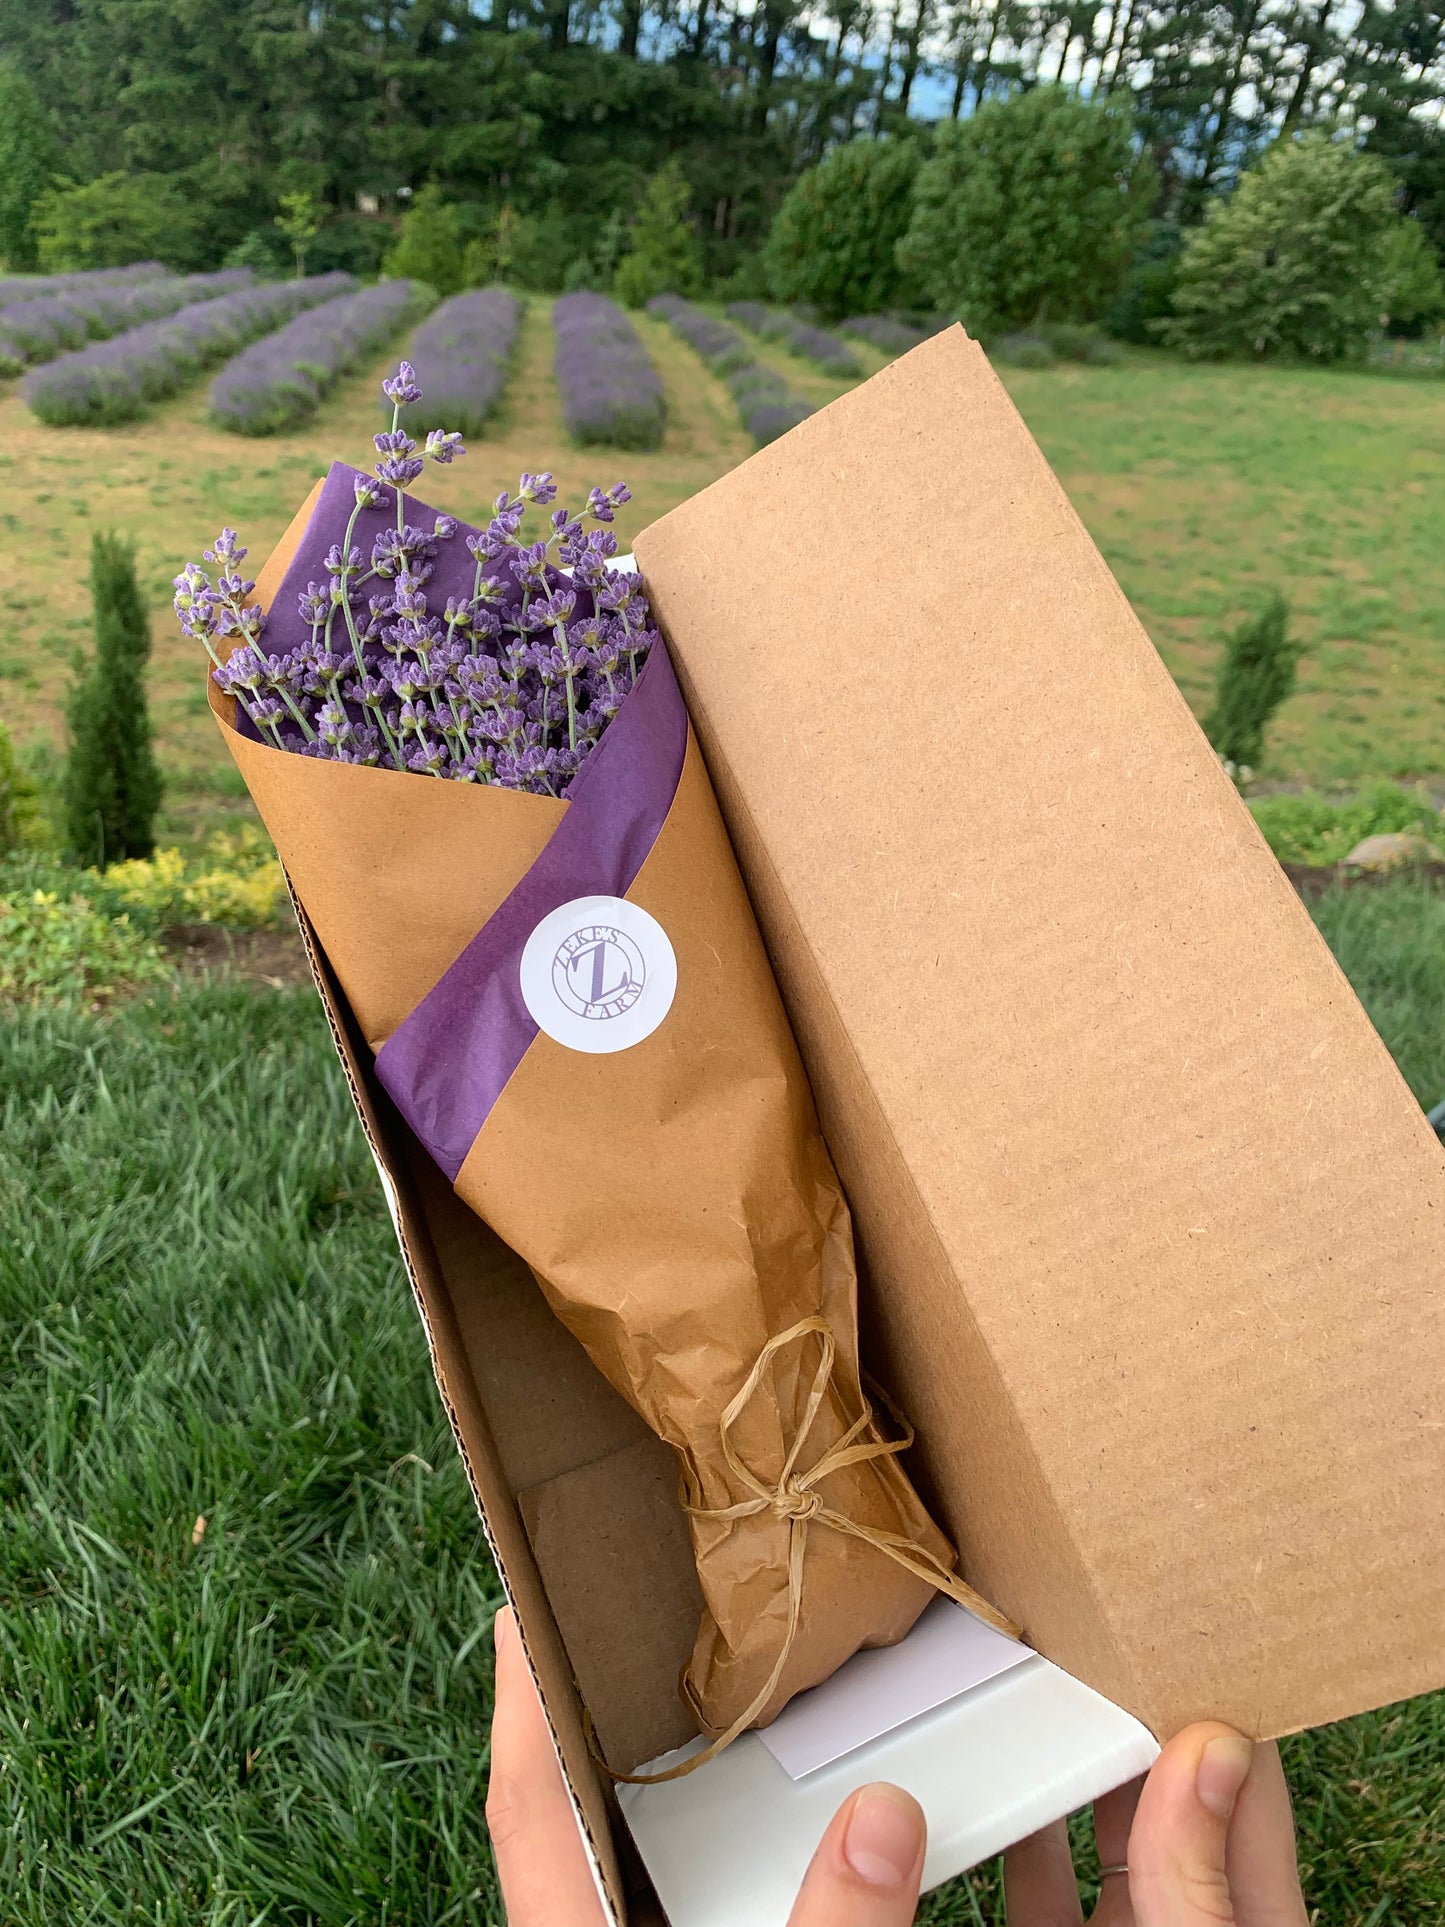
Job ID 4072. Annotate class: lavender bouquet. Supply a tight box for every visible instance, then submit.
[185,362,1009,1777]
[180,361,653,796]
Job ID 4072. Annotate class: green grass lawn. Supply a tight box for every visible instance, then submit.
[2,320,1442,816]
[3,876,1443,1924]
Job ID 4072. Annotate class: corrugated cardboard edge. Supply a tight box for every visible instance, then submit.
[284,884,629,1926]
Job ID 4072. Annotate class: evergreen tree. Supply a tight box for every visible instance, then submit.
[614,162,704,308]
[0,59,58,269]
[63,535,164,869]
[384,185,468,297]
[1205,593,1299,772]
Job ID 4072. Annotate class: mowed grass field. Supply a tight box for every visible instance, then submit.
[3,880,1444,1924]
[1,296,1443,804]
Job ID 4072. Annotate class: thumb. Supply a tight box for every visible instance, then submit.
[1128,1722,1255,1927]
[786,1782,926,1927]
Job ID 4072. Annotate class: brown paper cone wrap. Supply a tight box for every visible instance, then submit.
[211,482,997,1753]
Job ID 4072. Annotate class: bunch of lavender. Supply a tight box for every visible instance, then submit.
[176,362,659,798]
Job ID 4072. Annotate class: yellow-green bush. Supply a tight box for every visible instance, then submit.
[0,883,169,1005]
[0,827,288,1006]
[97,828,288,929]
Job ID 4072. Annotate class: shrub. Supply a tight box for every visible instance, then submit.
[96,828,288,929]
[725,300,861,375]
[840,314,947,355]
[1203,592,1300,772]
[308,214,392,279]
[224,227,292,278]
[990,331,1055,368]
[1379,218,1445,333]
[1164,136,1404,363]
[22,275,342,427]
[384,185,468,298]
[0,825,288,1006]
[898,87,1151,336]
[33,171,204,273]
[1250,783,1442,868]
[614,162,704,309]
[1041,322,1120,364]
[63,533,164,868]
[275,190,322,277]
[0,716,40,857]
[763,139,921,321]
[0,869,168,1006]
[209,279,427,434]
[1107,221,1185,343]
[646,293,815,445]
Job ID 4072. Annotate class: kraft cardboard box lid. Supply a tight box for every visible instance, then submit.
[633,326,1445,1744]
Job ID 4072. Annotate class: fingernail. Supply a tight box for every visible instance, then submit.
[493,1606,511,1653]
[1196,1734,1253,1819]
[842,1784,925,1889]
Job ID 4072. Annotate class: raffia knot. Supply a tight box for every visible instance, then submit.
[611,1317,1021,1786]
[771,1482,822,1522]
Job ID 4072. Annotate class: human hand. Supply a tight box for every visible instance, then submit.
[486,1605,1306,1927]
[486,1605,927,1926]
[1005,1721,1309,1925]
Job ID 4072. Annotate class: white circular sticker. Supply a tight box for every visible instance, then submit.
[519,895,677,1055]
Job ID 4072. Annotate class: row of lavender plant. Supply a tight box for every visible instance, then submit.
[0,271,252,376]
[645,294,814,449]
[0,263,168,308]
[552,292,665,452]
[210,280,433,436]
[398,287,522,437]
[725,301,861,379]
[21,275,357,428]
[840,315,949,356]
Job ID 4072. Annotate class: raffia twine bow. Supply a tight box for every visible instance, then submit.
[603,1315,1020,1785]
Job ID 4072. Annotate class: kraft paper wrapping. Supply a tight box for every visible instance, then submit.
[209,470,991,1751]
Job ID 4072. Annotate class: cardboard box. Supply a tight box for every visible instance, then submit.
[288,326,1445,1923]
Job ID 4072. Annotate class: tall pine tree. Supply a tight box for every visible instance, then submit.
[63,534,164,868]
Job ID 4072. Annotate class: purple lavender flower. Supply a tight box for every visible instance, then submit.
[552,293,665,452]
[209,285,430,436]
[647,294,816,448]
[182,373,651,793]
[21,274,355,428]
[382,360,423,407]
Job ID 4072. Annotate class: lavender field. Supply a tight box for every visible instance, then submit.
[401,287,523,437]
[210,279,433,435]
[21,275,358,427]
[553,290,667,450]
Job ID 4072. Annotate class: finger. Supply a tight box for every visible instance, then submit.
[486,1606,608,1927]
[1090,1778,1143,1925]
[1004,1818,1085,1927]
[1128,1722,1255,1926]
[786,1782,926,1927]
[1225,1743,1308,1927]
